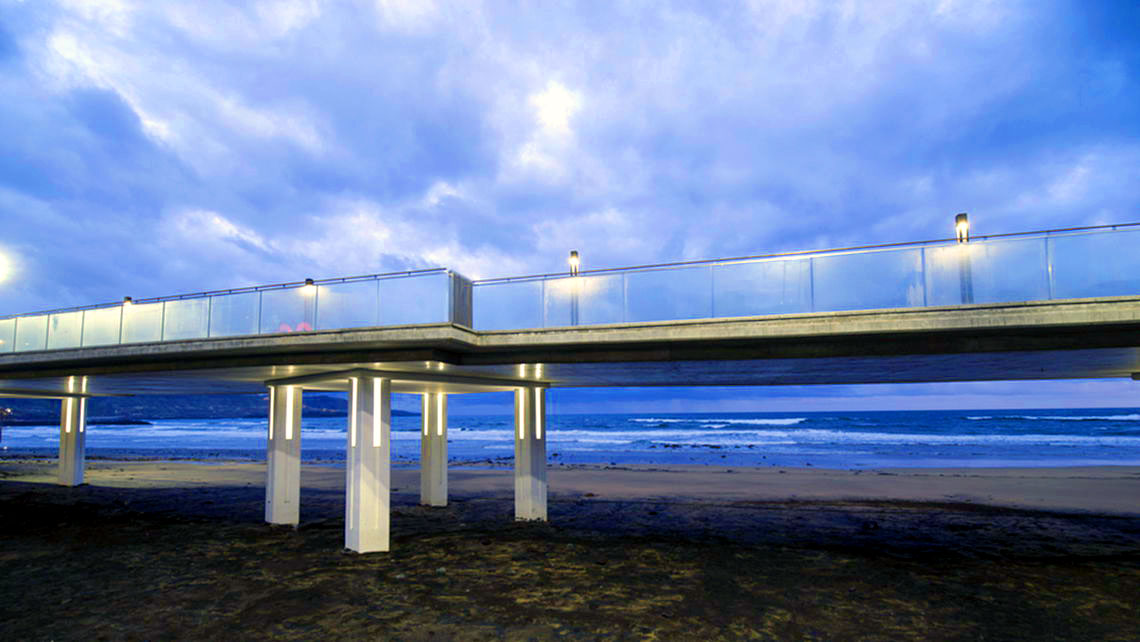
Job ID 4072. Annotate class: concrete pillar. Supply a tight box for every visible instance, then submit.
[265,384,302,525]
[420,392,448,506]
[345,376,391,553]
[514,387,547,521]
[58,390,88,487]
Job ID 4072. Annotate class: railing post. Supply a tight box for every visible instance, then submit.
[958,245,975,304]
[708,265,715,318]
[809,257,816,312]
[920,247,928,307]
[622,273,629,322]
[1045,235,1055,300]
[570,278,579,326]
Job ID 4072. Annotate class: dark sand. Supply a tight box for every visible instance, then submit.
[1,460,1138,640]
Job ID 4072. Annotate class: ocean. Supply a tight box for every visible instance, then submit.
[4,408,1140,469]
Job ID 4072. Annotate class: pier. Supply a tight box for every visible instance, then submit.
[2,223,1139,552]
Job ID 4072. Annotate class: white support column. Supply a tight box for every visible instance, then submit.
[345,376,391,553]
[58,378,88,486]
[265,385,302,525]
[420,392,448,507]
[513,387,547,521]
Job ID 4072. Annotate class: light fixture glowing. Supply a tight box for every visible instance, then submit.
[955,213,970,243]
[436,393,444,436]
[534,390,543,440]
[122,296,133,306]
[568,250,580,275]
[350,377,358,448]
[285,386,296,440]
[268,387,276,440]
[300,278,317,296]
[78,377,87,433]
[372,378,383,447]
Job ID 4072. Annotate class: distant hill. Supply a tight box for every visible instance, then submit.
[0,393,416,425]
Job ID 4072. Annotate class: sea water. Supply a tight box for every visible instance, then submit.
[4,408,1140,469]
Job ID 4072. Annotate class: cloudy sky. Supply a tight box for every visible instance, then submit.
[1,1,1138,412]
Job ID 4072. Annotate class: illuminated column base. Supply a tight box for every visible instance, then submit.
[513,387,547,521]
[265,385,302,525]
[420,392,448,507]
[345,376,391,553]
[58,396,88,487]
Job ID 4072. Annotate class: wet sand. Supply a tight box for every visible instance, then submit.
[1,460,1138,640]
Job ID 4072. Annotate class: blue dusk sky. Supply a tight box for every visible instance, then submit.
[1,1,1139,412]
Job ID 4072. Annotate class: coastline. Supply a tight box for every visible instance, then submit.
[2,458,1137,516]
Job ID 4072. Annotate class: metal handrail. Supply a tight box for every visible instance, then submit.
[0,267,451,321]
[3,221,1138,321]
[471,222,1140,285]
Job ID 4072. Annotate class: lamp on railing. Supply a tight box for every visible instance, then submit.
[300,278,317,296]
[955,214,974,303]
[567,251,581,326]
[298,278,317,332]
[955,213,970,243]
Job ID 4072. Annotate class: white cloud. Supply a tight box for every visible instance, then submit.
[530,81,581,140]
[373,0,440,32]
[169,210,271,251]
[504,81,584,182]
[275,193,532,280]
[256,0,322,37]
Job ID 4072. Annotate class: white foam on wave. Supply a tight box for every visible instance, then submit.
[967,414,1140,421]
[631,417,807,426]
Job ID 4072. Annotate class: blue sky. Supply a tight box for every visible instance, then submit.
[1,1,1139,411]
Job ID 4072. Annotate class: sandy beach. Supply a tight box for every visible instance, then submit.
[1,459,1138,639]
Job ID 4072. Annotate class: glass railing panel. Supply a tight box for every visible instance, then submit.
[712,258,812,317]
[82,307,122,346]
[315,280,379,330]
[162,298,210,341]
[209,292,259,338]
[969,237,1050,304]
[473,280,542,330]
[379,273,449,325]
[47,311,83,349]
[121,302,163,343]
[626,266,714,322]
[924,244,973,306]
[260,287,313,334]
[14,315,48,352]
[543,274,624,326]
[0,318,16,353]
[926,238,1049,305]
[1050,228,1140,299]
[812,248,925,312]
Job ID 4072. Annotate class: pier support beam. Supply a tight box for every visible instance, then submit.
[58,391,88,487]
[345,376,391,553]
[265,385,302,525]
[420,392,448,507]
[514,387,547,521]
